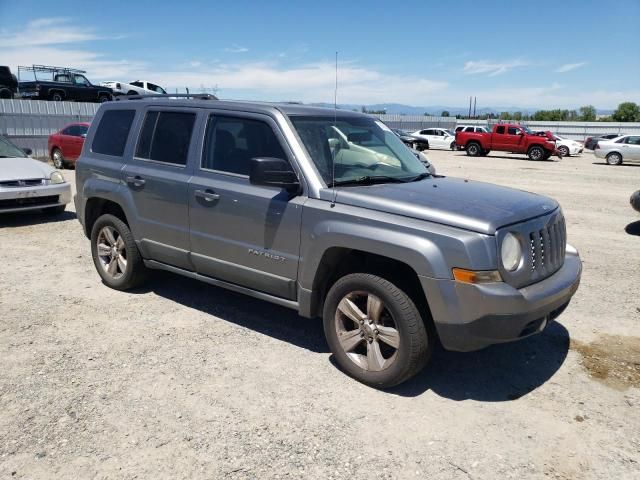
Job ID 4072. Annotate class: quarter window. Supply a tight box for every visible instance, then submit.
[136,111,195,166]
[92,110,135,156]
[202,115,286,175]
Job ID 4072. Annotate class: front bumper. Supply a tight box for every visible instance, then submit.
[420,248,582,352]
[0,182,71,213]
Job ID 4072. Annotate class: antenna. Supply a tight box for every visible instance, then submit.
[331,51,338,207]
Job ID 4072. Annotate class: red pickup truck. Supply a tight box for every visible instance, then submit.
[455,124,559,160]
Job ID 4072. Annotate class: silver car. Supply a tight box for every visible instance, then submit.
[0,135,71,214]
[595,135,640,165]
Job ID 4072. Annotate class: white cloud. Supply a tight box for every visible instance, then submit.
[0,17,121,48]
[224,44,249,53]
[463,59,529,76]
[555,62,587,73]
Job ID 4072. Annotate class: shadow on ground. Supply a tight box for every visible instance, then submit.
[625,221,640,236]
[389,321,570,401]
[143,270,570,401]
[0,210,76,227]
[592,162,640,168]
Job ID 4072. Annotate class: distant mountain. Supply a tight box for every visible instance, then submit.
[310,102,613,116]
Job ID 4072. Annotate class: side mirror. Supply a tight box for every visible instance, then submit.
[22,147,33,156]
[249,157,300,194]
[81,133,87,138]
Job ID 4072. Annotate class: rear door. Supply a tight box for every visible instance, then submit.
[121,107,199,269]
[623,136,640,161]
[188,110,304,299]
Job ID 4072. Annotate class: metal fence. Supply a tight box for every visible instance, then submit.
[2,99,640,160]
[370,114,457,131]
[0,99,99,158]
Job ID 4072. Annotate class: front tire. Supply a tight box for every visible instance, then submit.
[528,145,545,161]
[51,148,65,169]
[606,152,623,165]
[50,92,64,102]
[323,273,432,388]
[466,142,481,157]
[90,214,148,290]
[558,146,570,157]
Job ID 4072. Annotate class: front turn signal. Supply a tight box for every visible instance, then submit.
[452,268,502,284]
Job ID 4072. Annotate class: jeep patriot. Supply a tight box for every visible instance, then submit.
[75,97,582,387]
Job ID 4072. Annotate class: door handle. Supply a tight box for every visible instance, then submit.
[125,175,146,187]
[194,189,220,202]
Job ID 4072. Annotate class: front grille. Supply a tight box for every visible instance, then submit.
[0,195,59,209]
[0,178,44,188]
[525,214,566,285]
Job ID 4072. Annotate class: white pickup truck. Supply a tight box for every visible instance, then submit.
[100,80,167,96]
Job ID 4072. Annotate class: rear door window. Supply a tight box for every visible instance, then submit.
[496,126,505,134]
[91,110,135,156]
[135,111,196,166]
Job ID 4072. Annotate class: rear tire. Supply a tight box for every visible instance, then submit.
[98,94,111,103]
[90,214,148,290]
[51,148,65,169]
[466,142,481,157]
[606,152,623,165]
[0,88,13,99]
[50,92,64,102]
[450,141,456,150]
[528,145,545,161]
[323,273,432,388]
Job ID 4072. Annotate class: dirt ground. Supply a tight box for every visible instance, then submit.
[1,149,639,479]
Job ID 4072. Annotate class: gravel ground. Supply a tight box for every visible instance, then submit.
[1,150,639,479]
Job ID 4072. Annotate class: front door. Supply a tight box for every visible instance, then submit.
[503,125,525,152]
[122,108,199,269]
[188,111,304,300]
[623,135,640,161]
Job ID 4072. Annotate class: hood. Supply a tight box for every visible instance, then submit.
[0,157,55,182]
[324,176,558,235]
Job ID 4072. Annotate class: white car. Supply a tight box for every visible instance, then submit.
[412,128,457,150]
[553,134,583,157]
[594,135,640,165]
[0,135,71,214]
[455,125,489,133]
[100,80,167,96]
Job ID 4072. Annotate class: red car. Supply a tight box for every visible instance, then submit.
[455,123,559,161]
[48,122,90,168]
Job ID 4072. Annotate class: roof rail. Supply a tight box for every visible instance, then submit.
[114,93,219,101]
[18,65,87,74]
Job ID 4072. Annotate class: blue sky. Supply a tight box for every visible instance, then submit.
[0,0,638,109]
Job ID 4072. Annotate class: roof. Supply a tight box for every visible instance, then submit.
[109,96,365,118]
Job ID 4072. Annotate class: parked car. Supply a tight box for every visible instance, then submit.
[631,190,640,213]
[48,122,90,168]
[456,123,559,160]
[0,135,70,214]
[0,66,18,99]
[584,133,624,150]
[100,80,167,96]
[392,128,430,151]
[552,134,583,157]
[594,135,640,165]
[18,65,113,102]
[455,125,489,133]
[411,128,456,150]
[75,98,581,388]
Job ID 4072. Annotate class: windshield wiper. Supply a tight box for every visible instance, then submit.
[408,172,431,182]
[329,175,409,187]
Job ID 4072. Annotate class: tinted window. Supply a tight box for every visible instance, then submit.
[496,126,505,134]
[626,136,640,145]
[136,111,195,166]
[507,127,519,135]
[202,115,286,175]
[62,126,74,135]
[65,125,88,137]
[92,110,135,156]
[130,81,143,87]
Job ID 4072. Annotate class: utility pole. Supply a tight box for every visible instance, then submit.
[473,97,477,118]
[468,96,472,119]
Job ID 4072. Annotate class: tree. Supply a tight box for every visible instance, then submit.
[441,110,450,117]
[579,105,597,121]
[611,102,640,122]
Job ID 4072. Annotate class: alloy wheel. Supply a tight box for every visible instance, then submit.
[96,226,127,279]
[52,150,63,169]
[334,291,400,372]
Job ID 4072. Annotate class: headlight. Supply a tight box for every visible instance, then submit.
[49,171,65,184]
[501,232,522,271]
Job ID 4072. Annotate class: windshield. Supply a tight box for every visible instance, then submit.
[521,126,533,134]
[444,129,455,136]
[290,115,428,186]
[0,136,27,158]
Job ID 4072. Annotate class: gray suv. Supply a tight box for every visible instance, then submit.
[75,97,582,388]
